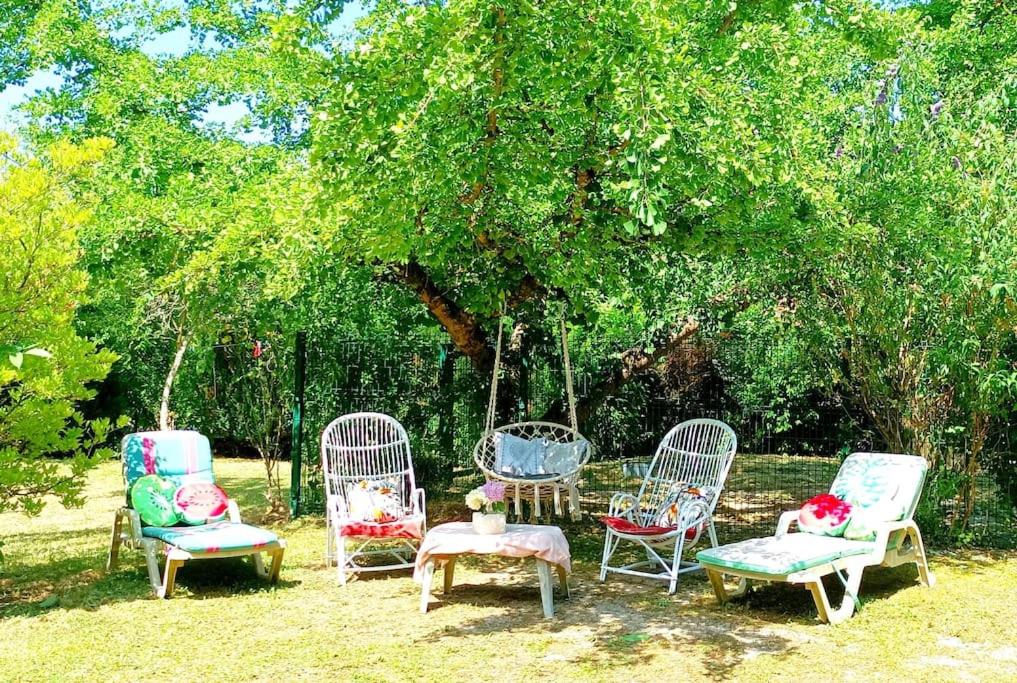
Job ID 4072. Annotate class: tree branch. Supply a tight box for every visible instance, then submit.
[540,317,701,424]
[388,260,495,371]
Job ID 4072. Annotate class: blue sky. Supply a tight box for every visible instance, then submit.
[0,1,368,140]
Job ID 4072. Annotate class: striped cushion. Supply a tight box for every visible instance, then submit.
[123,431,215,497]
[143,522,278,553]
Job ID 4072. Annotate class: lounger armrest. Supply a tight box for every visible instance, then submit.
[227,499,242,524]
[608,492,639,519]
[776,510,800,537]
[869,519,916,563]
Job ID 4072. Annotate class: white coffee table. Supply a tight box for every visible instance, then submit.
[414,522,571,619]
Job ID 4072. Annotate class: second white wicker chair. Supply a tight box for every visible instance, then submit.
[321,412,426,585]
[599,418,737,594]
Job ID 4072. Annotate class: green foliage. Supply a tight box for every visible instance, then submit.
[0,133,120,515]
[310,0,898,319]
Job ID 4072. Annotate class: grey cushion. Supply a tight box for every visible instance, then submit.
[493,433,546,476]
[543,439,588,475]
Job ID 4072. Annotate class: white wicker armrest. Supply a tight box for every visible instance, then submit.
[608,492,640,518]
[776,510,799,537]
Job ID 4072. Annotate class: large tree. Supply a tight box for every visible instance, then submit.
[309,0,899,410]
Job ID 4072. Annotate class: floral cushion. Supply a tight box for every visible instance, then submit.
[346,480,404,523]
[697,534,875,575]
[601,515,702,540]
[339,517,423,539]
[654,487,710,535]
[143,521,277,553]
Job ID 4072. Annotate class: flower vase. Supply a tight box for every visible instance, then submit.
[472,511,507,535]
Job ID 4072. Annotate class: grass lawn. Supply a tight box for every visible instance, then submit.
[1,458,1015,682]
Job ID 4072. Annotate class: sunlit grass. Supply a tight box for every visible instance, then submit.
[0,459,1013,682]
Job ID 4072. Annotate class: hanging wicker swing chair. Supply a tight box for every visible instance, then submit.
[472,311,593,521]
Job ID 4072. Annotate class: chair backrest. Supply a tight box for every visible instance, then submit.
[320,413,417,513]
[831,453,928,520]
[635,419,737,518]
[121,430,215,504]
[473,421,593,479]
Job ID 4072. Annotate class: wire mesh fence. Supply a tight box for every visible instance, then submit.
[289,334,1016,546]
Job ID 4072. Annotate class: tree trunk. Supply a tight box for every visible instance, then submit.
[159,333,188,431]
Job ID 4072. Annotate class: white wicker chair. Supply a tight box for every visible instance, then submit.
[321,412,426,585]
[599,418,737,593]
[473,421,593,521]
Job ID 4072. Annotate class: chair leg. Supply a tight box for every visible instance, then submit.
[707,518,719,548]
[668,536,685,595]
[706,569,729,604]
[419,560,435,613]
[599,530,616,581]
[806,580,833,623]
[325,514,335,566]
[808,572,861,625]
[442,557,457,594]
[252,551,267,577]
[158,557,185,599]
[909,525,936,588]
[107,510,123,571]
[141,539,163,595]
[569,485,581,522]
[336,534,348,586]
[535,559,555,619]
[268,546,285,583]
[556,564,570,598]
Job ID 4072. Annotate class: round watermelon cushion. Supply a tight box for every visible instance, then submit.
[173,482,230,525]
[799,493,853,536]
[131,475,180,527]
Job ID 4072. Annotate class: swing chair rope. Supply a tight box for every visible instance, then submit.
[483,303,578,432]
[485,303,506,433]
[561,317,578,430]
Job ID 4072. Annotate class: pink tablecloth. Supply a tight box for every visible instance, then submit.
[413,522,571,581]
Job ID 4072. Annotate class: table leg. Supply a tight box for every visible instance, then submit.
[419,560,435,613]
[535,559,554,619]
[443,556,457,594]
[556,564,569,599]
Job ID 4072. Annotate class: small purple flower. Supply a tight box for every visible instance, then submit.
[482,480,506,502]
[930,100,944,118]
[834,145,844,158]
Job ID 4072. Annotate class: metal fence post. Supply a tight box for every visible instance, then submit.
[289,331,307,518]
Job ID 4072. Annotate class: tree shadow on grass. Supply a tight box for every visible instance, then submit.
[418,563,805,680]
[0,524,298,618]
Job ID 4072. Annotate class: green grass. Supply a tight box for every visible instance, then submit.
[1,459,1014,682]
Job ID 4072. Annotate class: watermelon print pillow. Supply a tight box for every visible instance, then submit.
[346,480,404,523]
[799,494,853,537]
[131,475,181,527]
[174,482,230,525]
